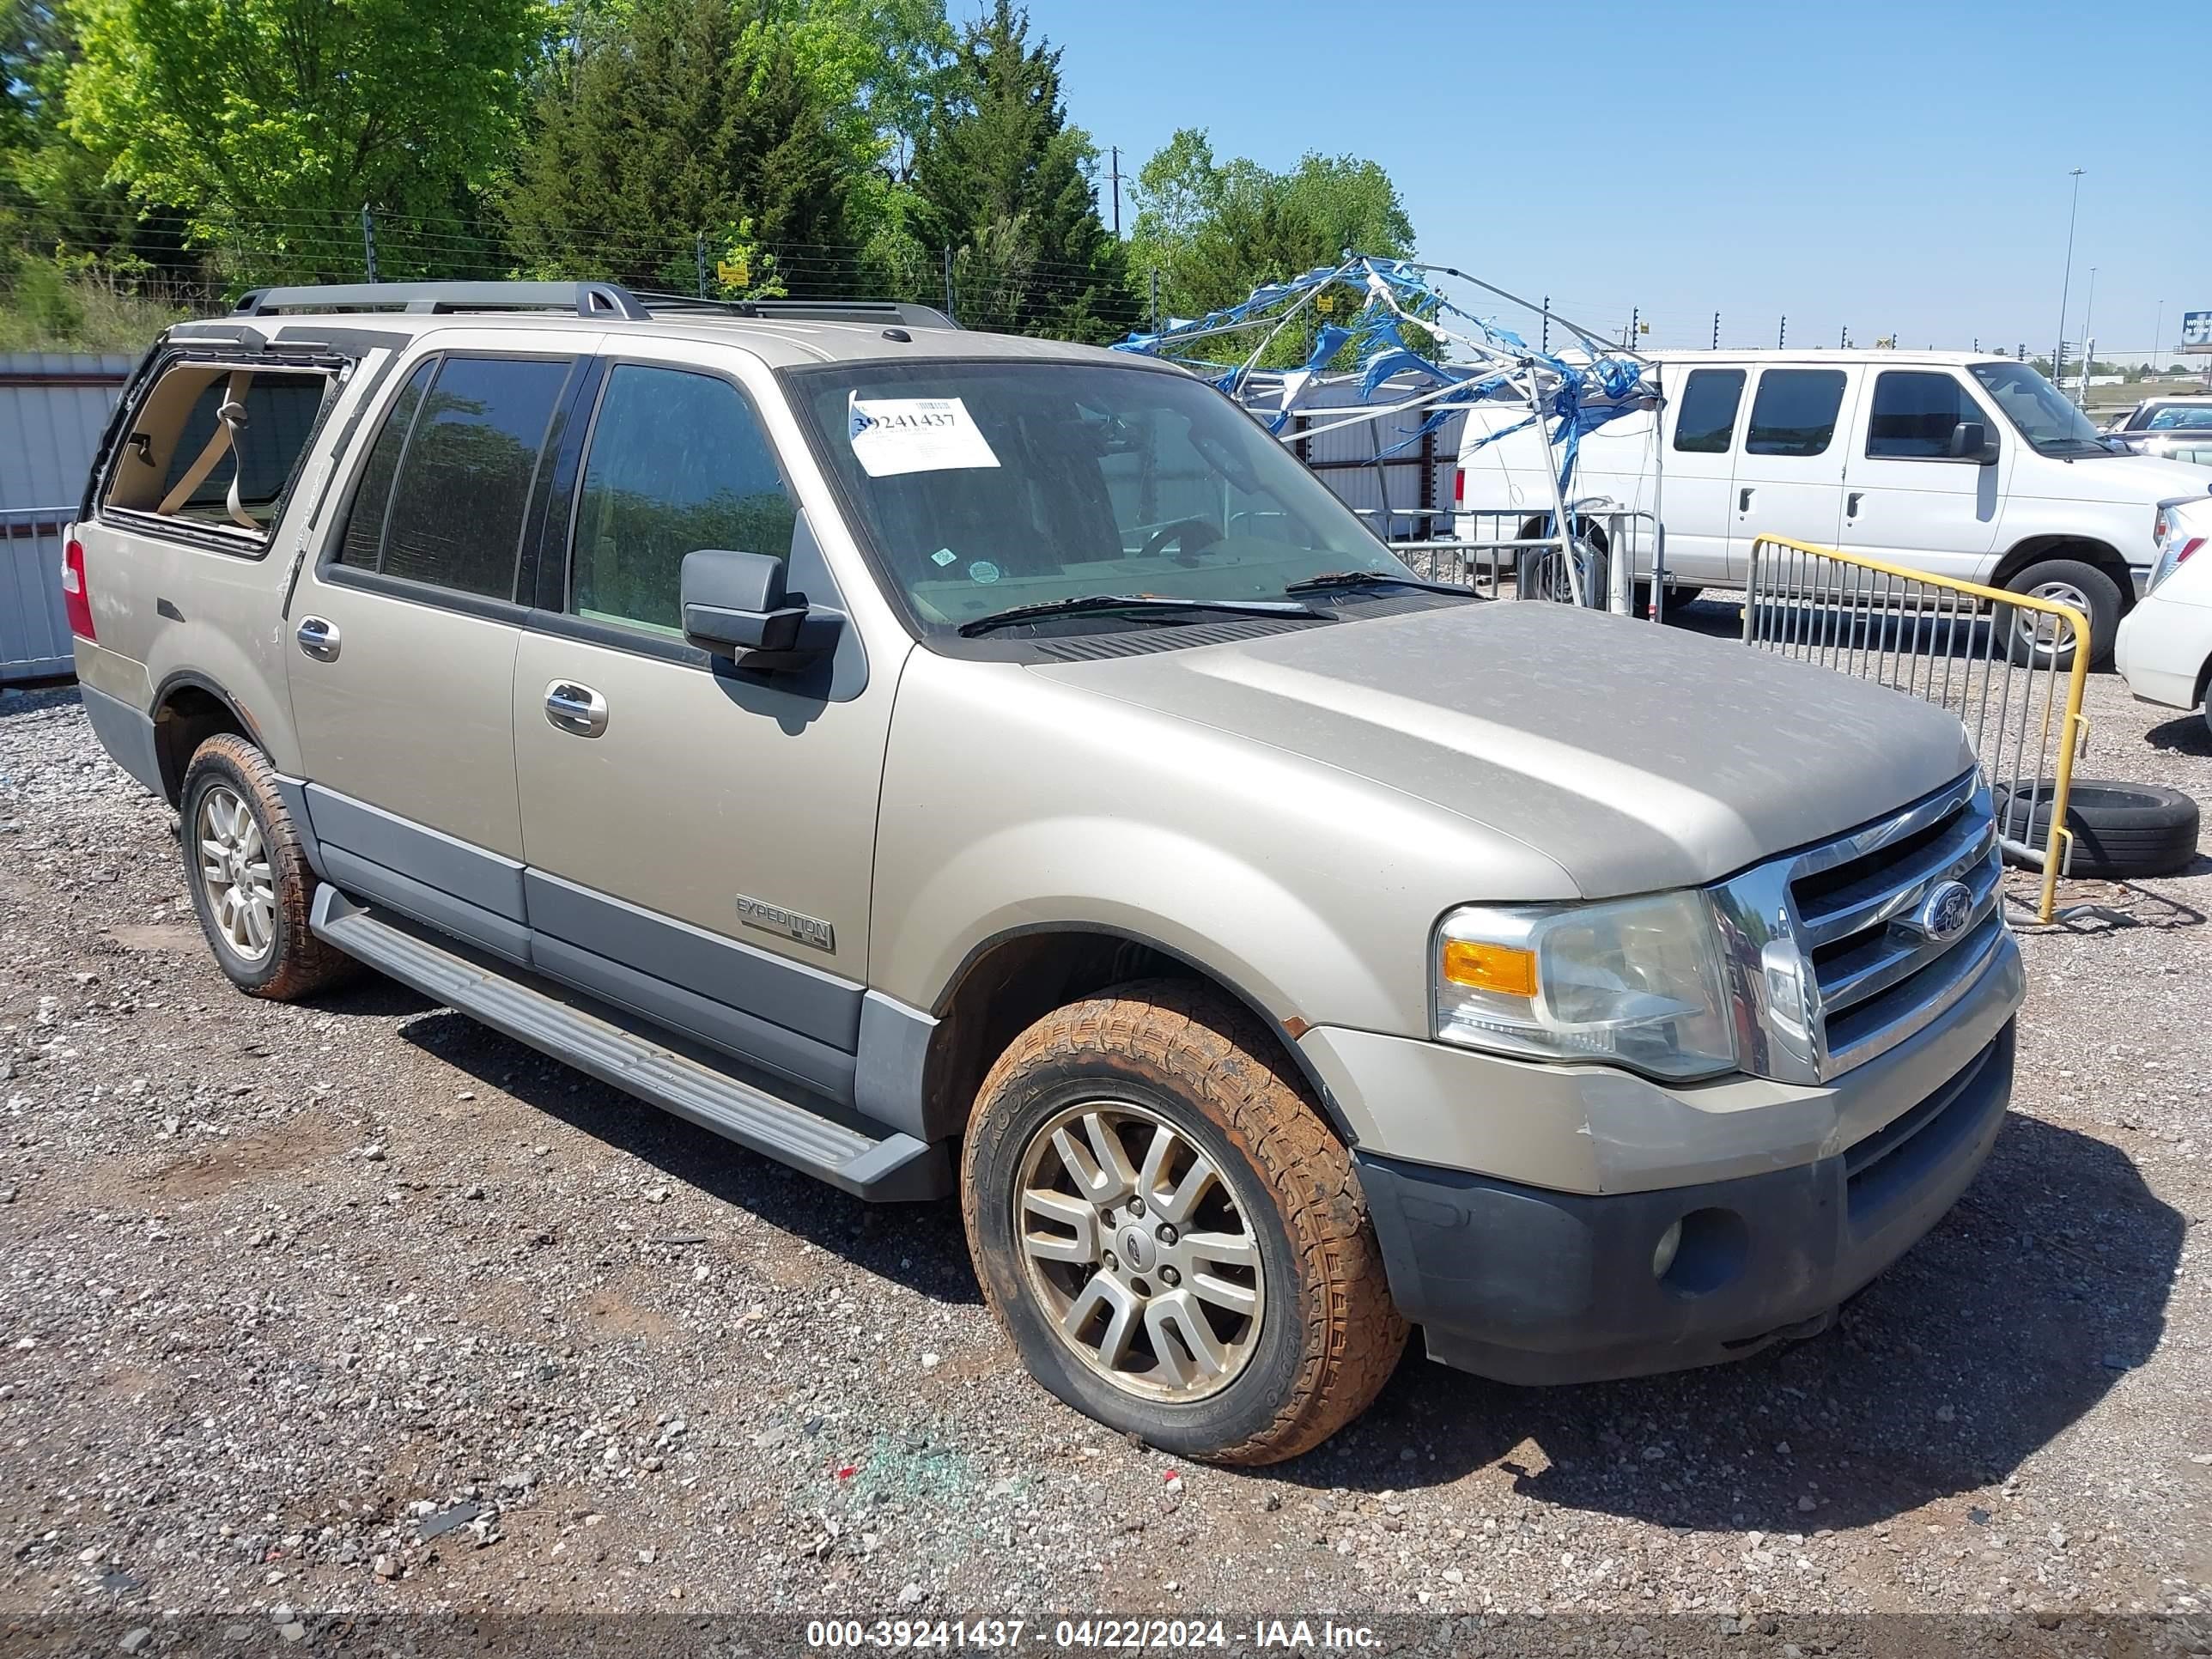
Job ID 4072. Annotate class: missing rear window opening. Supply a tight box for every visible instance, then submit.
[103,364,331,542]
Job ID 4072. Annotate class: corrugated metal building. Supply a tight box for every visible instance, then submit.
[1,352,134,683]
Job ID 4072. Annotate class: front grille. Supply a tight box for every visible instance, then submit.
[1844,1034,1998,1219]
[1789,774,2001,1076]
[1714,770,2006,1085]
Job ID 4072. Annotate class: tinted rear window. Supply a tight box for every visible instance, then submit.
[1673,368,1746,453]
[377,356,571,599]
[1745,369,1847,457]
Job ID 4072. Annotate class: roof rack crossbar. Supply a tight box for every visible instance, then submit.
[232,281,653,320]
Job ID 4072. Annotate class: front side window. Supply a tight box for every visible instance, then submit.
[368,355,572,599]
[1673,368,1745,453]
[1966,362,2112,458]
[1744,369,1847,457]
[789,360,1407,635]
[1866,371,1992,459]
[568,365,796,634]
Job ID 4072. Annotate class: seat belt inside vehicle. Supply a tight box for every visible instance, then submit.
[157,372,254,523]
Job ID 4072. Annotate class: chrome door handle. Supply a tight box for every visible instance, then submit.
[295,616,341,661]
[544,680,608,738]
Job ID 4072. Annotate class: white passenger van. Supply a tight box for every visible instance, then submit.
[1452,349,2212,664]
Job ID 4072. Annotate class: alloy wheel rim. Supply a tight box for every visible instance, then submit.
[2015,580,2087,652]
[1012,1099,1265,1402]
[197,785,276,964]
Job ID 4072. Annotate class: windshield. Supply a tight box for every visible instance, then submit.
[1967,362,2114,456]
[2145,404,2212,432]
[788,359,1414,635]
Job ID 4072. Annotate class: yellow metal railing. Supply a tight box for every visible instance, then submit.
[1742,536,2091,924]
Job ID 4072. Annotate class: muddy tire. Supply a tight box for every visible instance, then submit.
[961,979,1406,1465]
[179,733,356,1000]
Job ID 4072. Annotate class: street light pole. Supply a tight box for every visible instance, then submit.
[2055,167,2085,385]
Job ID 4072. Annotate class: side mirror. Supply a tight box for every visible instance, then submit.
[1948,420,1998,465]
[680,548,839,671]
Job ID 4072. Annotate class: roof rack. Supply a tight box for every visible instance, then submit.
[233,281,651,319]
[229,282,960,331]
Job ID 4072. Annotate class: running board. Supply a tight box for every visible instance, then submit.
[311,887,949,1201]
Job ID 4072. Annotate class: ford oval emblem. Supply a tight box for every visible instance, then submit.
[1916,879,1975,944]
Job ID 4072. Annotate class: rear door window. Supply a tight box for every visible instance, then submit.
[1866,371,1991,458]
[1744,369,1848,457]
[1673,368,1747,453]
[567,364,797,635]
[356,355,573,599]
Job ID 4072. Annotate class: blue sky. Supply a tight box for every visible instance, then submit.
[1022,0,2206,362]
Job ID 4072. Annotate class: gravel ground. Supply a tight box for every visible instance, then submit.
[0,649,2206,1629]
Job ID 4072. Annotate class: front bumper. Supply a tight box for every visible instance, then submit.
[1356,1021,2014,1385]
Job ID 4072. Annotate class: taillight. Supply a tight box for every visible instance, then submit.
[61,537,94,641]
[1453,467,1465,505]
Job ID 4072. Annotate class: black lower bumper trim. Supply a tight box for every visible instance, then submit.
[1357,1022,2014,1386]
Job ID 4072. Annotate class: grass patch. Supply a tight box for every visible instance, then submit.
[0,259,192,353]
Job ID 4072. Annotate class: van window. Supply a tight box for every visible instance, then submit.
[374,356,572,599]
[1673,369,1746,453]
[1744,369,1847,458]
[1867,372,1990,459]
[568,365,797,634]
[102,364,330,540]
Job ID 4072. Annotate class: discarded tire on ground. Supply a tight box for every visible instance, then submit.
[1992,778,2201,880]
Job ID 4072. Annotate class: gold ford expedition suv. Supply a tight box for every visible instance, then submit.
[65,282,2025,1463]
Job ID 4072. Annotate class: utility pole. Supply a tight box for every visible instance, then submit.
[2082,266,2098,358]
[1778,315,1786,349]
[1149,268,1160,336]
[1711,311,1719,349]
[2055,167,2085,382]
[696,233,708,300]
[1839,324,1849,349]
[942,246,955,323]
[361,204,378,283]
[2153,299,2164,368]
[1540,296,1550,353]
[1108,146,1122,239]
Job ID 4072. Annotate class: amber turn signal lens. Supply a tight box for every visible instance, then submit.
[1440,939,1537,998]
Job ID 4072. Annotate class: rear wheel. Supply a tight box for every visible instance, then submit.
[1995,557,2121,671]
[961,980,1405,1465]
[179,734,356,999]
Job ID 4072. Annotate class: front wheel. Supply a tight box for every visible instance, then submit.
[960,981,1406,1465]
[1995,557,2121,672]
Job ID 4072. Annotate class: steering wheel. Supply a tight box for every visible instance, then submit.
[1139,518,1224,564]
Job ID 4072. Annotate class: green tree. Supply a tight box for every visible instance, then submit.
[501,0,854,297]
[1130,128,1413,326]
[64,0,545,280]
[908,0,1123,339]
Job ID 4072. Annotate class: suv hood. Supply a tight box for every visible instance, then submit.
[1031,602,1975,898]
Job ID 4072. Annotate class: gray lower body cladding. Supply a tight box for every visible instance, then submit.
[1357,1021,2014,1386]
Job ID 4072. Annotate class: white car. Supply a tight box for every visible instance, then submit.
[2115,502,2212,737]
[1453,349,2212,665]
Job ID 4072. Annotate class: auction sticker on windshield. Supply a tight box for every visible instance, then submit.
[848,393,1002,477]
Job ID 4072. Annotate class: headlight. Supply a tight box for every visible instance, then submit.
[1433,891,1737,1080]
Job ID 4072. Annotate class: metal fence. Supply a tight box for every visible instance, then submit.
[1394,507,1668,612]
[1742,534,2090,924]
[0,354,135,684]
